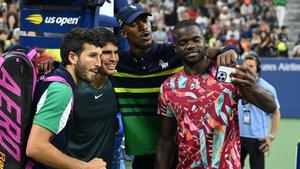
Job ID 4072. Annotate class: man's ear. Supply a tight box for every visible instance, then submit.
[120,29,127,38]
[68,52,78,65]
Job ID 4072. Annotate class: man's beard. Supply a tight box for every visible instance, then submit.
[75,63,94,83]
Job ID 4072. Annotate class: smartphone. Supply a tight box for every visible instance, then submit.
[216,66,236,83]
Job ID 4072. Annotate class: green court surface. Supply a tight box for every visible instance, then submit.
[244,118,300,169]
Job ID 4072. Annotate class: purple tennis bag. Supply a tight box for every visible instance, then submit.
[0,50,71,169]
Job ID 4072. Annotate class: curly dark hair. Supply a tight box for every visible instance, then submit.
[60,27,103,66]
[91,27,118,48]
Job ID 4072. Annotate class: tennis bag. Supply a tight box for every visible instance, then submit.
[0,50,72,169]
[0,49,38,169]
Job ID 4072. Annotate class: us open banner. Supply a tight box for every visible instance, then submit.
[20,8,94,33]
[259,58,300,118]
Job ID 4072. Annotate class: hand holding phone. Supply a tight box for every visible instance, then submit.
[216,66,236,83]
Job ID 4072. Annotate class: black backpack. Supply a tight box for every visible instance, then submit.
[0,50,73,169]
[0,49,37,169]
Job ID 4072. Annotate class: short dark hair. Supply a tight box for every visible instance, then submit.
[92,27,118,47]
[243,52,261,75]
[173,20,201,40]
[60,27,103,66]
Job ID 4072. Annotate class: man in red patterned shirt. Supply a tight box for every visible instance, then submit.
[155,20,277,169]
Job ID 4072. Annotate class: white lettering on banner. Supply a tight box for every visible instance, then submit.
[44,16,80,26]
[261,62,300,72]
[261,64,277,71]
[278,63,300,71]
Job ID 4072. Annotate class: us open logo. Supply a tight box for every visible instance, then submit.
[25,14,81,26]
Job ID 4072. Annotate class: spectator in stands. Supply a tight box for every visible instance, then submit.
[278,25,289,42]
[269,26,279,57]
[5,27,20,52]
[257,31,272,57]
[241,0,254,18]
[163,0,176,26]
[152,22,168,44]
[275,0,287,28]
[277,26,289,57]
[239,53,281,169]
[176,0,189,21]
[292,44,300,57]
[195,9,208,31]
[232,9,246,31]
[7,2,18,14]
[0,28,8,52]
[261,9,277,29]
[219,5,231,27]
[226,25,240,41]
[293,33,300,57]
[188,6,198,20]
[247,12,259,29]
[210,18,222,38]
[6,12,18,39]
[224,34,239,49]
[166,28,173,44]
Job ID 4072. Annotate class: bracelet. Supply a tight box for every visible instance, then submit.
[268,134,276,140]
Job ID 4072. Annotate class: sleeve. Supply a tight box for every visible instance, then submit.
[33,82,73,134]
[269,86,280,109]
[157,83,175,118]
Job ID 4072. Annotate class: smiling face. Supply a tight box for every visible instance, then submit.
[122,15,152,50]
[173,25,207,67]
[74,43,102,83]
[98,43,119,75]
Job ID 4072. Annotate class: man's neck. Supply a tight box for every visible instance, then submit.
[66,65,79,85]
[91,74,107,89]
[129,44,152,58]
[184,57,210,76]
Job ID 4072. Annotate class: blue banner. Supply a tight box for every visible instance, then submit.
[20,8,95,33]
[259,58,300,118]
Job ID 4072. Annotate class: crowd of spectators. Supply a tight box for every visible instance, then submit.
[138,0,300,58]
[2,0,300,58]
[0,0,19,54]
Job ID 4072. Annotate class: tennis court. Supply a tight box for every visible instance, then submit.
[244,118,300,169]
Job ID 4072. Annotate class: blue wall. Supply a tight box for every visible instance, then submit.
[259,58,300,118]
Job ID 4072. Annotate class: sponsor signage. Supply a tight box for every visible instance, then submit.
[256,58,300,118]
[20,8,94,33]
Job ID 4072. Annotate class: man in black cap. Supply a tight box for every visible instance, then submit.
[113,3,239,169]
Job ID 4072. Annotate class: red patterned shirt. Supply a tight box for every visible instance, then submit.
[158,63,241,169]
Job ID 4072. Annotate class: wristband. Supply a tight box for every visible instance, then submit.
[222,45,239,58]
